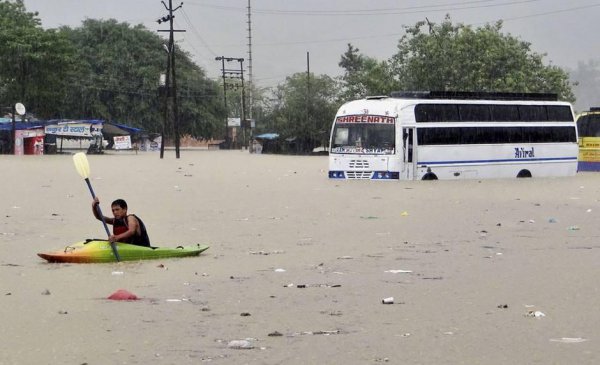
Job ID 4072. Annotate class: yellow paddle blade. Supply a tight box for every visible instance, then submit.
[73,152,90,179]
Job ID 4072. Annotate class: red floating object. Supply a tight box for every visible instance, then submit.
[107,289,139,301]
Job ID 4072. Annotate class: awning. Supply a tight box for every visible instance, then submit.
[0,122,45,131]
[102,122,142,136]
[255,133,279,140]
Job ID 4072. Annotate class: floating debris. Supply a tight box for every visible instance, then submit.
[384,270,412,274]
[299,330,341,336]
[107,289,138,301]
[526,310,546,318]
[227,340,254,349]
[249,250,285,255]
[382,297,394,304]
[550,337,588,343]
[289,283,341,288]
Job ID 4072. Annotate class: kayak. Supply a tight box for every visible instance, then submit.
[38,239,210,263]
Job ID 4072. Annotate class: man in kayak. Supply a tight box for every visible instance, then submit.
[92,197,151,247]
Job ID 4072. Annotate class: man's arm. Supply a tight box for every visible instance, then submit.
[92,198,114,224]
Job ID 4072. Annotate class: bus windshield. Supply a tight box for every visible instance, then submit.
[331,123,395,154]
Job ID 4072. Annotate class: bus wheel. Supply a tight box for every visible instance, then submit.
[422,172,438,180]
[517,169,532,178]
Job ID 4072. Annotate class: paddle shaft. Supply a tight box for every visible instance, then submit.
[85,178,121,262]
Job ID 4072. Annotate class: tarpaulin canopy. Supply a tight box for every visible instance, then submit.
[1,119,143,137]
[0,122,44,131]
[102,121,142,136]
[255,133,279,140]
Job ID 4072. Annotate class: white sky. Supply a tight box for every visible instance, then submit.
[23,0,600,89]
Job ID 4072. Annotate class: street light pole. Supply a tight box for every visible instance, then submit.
[11,104,16,155]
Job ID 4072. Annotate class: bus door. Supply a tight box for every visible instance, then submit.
[401,127,415,180]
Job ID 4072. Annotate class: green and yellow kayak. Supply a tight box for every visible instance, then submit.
[38,239,210,263]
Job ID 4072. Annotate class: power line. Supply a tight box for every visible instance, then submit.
[185,0,538,16]
[481,3,600,23]
[179,8,219,58]
[182,3,600,50]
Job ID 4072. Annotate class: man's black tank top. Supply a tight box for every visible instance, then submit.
[113,214,151,247]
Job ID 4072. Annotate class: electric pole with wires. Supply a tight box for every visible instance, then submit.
[157,0,185,158]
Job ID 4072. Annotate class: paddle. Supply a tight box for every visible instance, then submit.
[73,152,121,262]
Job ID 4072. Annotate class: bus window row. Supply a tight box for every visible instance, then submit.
[417,126,576,145]
[415,104,573,123]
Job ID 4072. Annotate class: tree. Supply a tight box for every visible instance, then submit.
[263,73,339,153]
[0,0,78,118]
[338,43,398,100]
[59,19,224,139]
[389,16,575,101]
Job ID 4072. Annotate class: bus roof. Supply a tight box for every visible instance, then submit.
[389,91,558,101]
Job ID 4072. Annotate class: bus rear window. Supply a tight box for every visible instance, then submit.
[577,114,600,137]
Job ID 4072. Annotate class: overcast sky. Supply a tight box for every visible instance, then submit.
[23,0,600,89]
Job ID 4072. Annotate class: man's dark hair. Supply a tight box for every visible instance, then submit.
[111,199,128,209]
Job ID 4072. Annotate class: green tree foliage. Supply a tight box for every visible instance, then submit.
[60,19,224,138]
[338,17,575,102]
[0,0,77,118]
[264,73,339,152]
[338,43,398,100]
[389,16,575,101]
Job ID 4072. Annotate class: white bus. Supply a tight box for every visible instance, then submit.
[328,91,578,180]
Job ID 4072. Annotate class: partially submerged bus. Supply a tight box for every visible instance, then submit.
[576,108,600,171]
[328,91,578,180]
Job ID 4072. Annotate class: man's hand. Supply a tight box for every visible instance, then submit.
[109,234,117,243]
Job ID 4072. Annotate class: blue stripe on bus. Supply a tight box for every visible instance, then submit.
[419,157,577,165]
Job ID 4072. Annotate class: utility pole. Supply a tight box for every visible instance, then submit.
[11,104,15,155]
[159,51,171,159]
[215,57,246,149]
[247,0,253,121]
[216,56,228,146]
[157,0,185,158]
[306,51,311,153]
[240,59,247,149]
